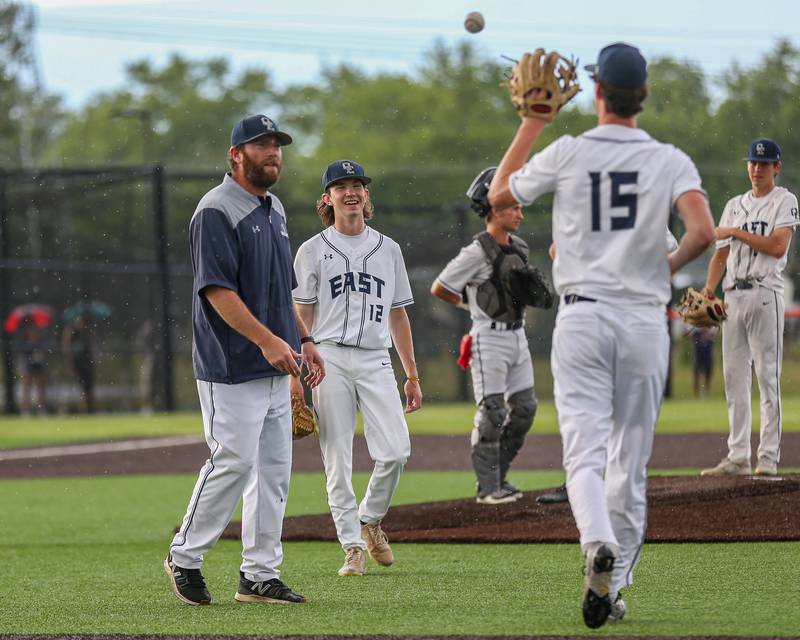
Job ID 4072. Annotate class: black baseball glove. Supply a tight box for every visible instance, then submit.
[505,264,554,309]
[466,166,496,217]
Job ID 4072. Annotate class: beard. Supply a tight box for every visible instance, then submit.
[241,151,281,190]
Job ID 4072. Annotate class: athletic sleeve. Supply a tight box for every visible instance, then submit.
[509,137,567,205]
[670,148,707,207]
[665,230,679,253]
[190,207,239,295]
[292,241,318,304]
[391,243,414,308]
[774,191,800,230]
[715,197,737,249]
[434,241,486,294]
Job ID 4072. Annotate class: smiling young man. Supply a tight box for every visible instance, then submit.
[431,167,539,506]
[165,114,325,607]
[291,159,422,577]
[701,138,798,478]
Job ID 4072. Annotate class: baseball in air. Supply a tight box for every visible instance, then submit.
[464,11,485,34]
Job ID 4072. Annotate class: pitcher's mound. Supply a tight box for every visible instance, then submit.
[221,474,799,543]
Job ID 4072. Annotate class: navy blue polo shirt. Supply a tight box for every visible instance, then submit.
[189,173,299,383]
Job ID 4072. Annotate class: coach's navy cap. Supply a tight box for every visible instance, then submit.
[231,114,292,146]
[322,159,372,190]
[746,138,781,162]
[585,42,647,89]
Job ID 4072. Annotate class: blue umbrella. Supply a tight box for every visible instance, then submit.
[62,301,112,323]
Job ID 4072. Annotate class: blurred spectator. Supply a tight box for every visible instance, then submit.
[689,326,717,397]
[17,317,50,415]
[134,319,155,413]
[62,316,96,413]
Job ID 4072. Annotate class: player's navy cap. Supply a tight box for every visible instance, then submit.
[322,160,372,190]
[230,114,292,146]
[746,138,781,162]
[584,42,647,89]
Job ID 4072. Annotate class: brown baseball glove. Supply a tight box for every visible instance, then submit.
[679,287,729,328]
[291,396,317,440]
[506,49,580,121]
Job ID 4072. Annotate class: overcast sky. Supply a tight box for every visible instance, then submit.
[29,0,800,109]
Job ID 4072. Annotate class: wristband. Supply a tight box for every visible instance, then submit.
[407,375,420,383]
[300,335,315,344]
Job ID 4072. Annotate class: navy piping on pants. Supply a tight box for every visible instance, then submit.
[171,381,219,549]
[773,290,782,457]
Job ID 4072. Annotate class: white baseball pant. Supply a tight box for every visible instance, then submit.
[552,300,668,596]
[313,342,411,550]
[722,287,784,466]
[170,375,292,582]
[469,326,534,401]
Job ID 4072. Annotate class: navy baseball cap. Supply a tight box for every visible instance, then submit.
[584,42,647,89]
[230,114,292,146]
[746,138,781,162]
[322,160,372,190]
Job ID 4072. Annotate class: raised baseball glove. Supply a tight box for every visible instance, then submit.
[679,287,728,328]
[291,396,317,440]
[506,49,580,121]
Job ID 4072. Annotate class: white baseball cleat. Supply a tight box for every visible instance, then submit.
[754,459,778,476]
[338,546,367,577]
[700,458,751,476]
[582,542,617,629]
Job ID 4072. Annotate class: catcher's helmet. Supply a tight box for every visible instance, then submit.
[466,166,496,218]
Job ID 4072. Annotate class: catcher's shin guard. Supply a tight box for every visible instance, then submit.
[499,387,536,481]
[471,394,507,494]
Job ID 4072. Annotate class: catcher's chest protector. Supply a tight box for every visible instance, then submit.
[474,232,528,322]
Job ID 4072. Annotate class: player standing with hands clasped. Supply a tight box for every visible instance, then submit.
[292,160,422,577]
[165,114,324,606]
[700,138,798,478]
[431,168,552,504]
[489,44,715,628]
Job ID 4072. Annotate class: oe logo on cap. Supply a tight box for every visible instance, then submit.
[342,162,356,175]
[260,117,276,131]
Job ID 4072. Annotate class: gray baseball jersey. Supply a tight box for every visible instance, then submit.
[434,238,527,328]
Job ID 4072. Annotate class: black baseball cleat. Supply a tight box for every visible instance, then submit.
[164,555,212,605]
[501,481,524,500]
[582,543,616,629]
[234,572,306,604]
[536,483,569,504]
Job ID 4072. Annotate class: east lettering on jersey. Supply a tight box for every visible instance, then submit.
[329,271,386,300]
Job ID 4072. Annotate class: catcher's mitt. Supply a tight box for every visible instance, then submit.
[505,49,580,121]
[679,287,728,328]
[505,264,554,309]
[291,395,317,440]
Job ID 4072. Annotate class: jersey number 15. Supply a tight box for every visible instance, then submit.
[589,171,638,231]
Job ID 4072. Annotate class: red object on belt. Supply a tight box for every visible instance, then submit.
[457,333,473,370]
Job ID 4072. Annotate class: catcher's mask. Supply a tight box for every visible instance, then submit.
[466,166,497,218]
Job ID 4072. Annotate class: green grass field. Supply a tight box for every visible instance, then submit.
[1,470,798,636]
[2,396,800,449]
[2,396,799,637]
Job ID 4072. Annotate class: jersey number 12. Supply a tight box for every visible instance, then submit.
[589,171,638,231]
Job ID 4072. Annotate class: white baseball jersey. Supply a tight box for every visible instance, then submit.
[717,186,799,293]
[434,238,527,327]
[293,225,413,348]
[510,124,705,306]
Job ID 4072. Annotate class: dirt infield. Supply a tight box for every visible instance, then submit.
[2,432,799,477]
[218,473,800,544]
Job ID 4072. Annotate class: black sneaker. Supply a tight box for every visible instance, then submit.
[536,483,569,504]
[234,572,306,604]
[582,543,616,629]
[164,555,212,605]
